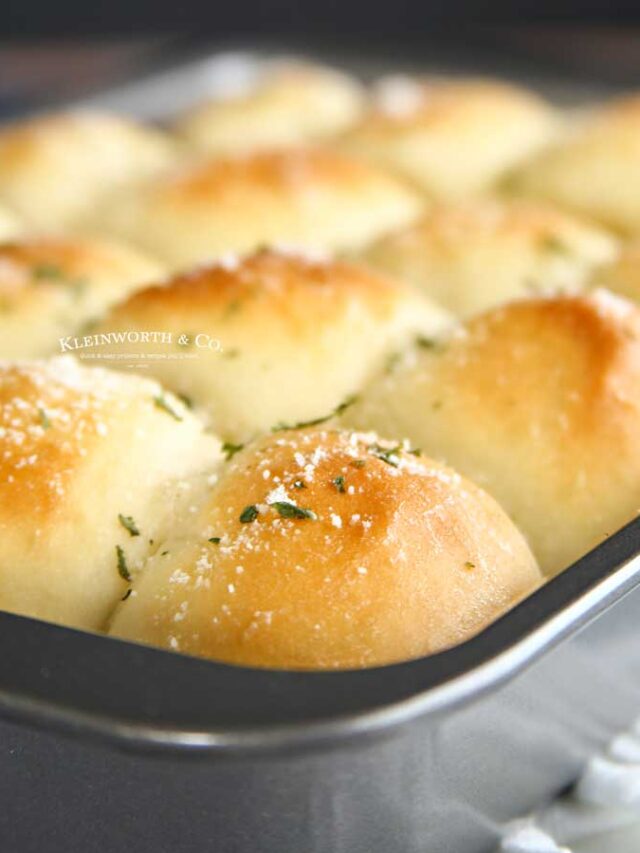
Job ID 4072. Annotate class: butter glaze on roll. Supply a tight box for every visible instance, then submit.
[0,357,220,630]
[510,94,640,235]
[109,428,541,669]
[341,76,556,200]
[93,147,423,269]
[0,236,163,358]
[345,292,640,575]
[0,111,178,231]
[94,249,451,441]
[359,198,618,318]
[177,62,365,154]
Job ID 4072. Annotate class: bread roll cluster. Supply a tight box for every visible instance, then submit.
[0,58,638,669]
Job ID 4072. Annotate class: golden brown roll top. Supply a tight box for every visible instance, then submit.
[341,76,556,200]
[510,94,640,235]
[93,249,451,441]
[92,147,423,269]
[109,427,541,669]
[345,292,640,575]
[0,236,164,358]
[359,198,618,318]
[0,357,221,631]
[177,62,365,154]
[0,111,178,231]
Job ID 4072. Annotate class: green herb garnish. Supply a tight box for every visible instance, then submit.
[271,501,317,520]
[177,392,194,409]
[240,505,259,523]
[37,407,51,430]
[272,395,359,432]
[416,336,438,350]
[116,545,131,582]
[222,441,244,460]
[121,588,132,601]
[370,444,402,468]
[208,537,221,544]
[153,394,183,421]
[332,476,346,493]
[118,514,140,537]
[33,263,63,280]
[464,561,476,570]
[540,235,569,255]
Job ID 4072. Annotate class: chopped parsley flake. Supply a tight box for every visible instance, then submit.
[222,441,244,460]
[208,537,221,544]
[116,545,131,582]
[540,235,569,255]
[33,263,64,280]
[121,588,132,602]
[177,393,194,409]
[464,561,476,570]
[239,505,259,523]
[370,444,402,467]
[271,501,317,520]
[416,336,437,350]
[272,395,359,432]
[153,394,183,421]
[118,514,140,537]
[332,476,346,493]
[37,407,51,430]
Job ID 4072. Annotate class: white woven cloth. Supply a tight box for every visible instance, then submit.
[500,722,640,852]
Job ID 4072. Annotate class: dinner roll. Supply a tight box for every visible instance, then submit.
[590,244,640,304]
[0,236,163,358]
[0,111,178,231]
[345,292,640,575]
[177,62,364,154]
[109,428,541,669]
[0,357,220,631]
[510,94,640,235]
[93,249,450,441]
[0,203,23,240]
[341,76,556,200]
[93,147,422,269]
[359,199,617,318]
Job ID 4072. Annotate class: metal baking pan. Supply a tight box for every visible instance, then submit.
[2,48,640,853]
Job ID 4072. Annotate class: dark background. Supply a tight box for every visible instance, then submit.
[1,1,639,116]
[2,0,640,35]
